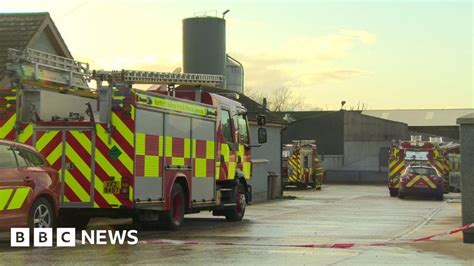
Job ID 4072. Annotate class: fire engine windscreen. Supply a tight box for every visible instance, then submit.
[405,151,429,161]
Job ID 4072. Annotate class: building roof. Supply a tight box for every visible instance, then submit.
[362,109,474,127]
[457,113,474,125]
[0,12,72,80]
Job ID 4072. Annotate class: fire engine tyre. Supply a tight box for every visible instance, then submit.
[225,182,246,222]
[398,191,405,199]
[28,198,54,229]
[58,214,90,230]
[160,183,185,231]
[389,188,398,197]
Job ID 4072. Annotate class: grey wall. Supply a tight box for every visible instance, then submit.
[458,116,474,243]
[343,112,408,171]
[282,111,344,155]
[249,124,283,202]
[30,29,61,56]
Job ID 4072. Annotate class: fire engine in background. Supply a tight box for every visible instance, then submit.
[282,140,323,190]
[388,135,451,197]
[0,48,267,230]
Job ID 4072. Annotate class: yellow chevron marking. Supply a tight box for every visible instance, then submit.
[0,188,13,210]
[95,126,133,174]
[7,187,32,210]
[64,171,90,203]
[17,124,33,143]
[46,144,63,166]
[36,131,59,151]
[0,113,16,139]
[111,112,134,147]
[390,161,404,177]
[73,130,122,207]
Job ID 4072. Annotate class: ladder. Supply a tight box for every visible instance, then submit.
[6,48,91,89]
[93,69,225,87]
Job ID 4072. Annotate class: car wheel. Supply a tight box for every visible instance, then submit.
[159,183,185,230]
[225,182,246,222]
[29,198,54,229]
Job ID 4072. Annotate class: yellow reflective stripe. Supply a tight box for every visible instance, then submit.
[172,157,185,166]
[206,141,215,159]
[36,131,59,151]
[406,176,418,187]
[46,144,63,165]
[243,162,251,179]
[195,158,207,177]
[64,171,90,202]
[390,162,404,176]
[131,105,135,121]
[228,162,236,179]
[135,133,145,156]
[144,155,159,176]
[421,176,437,189]
[192,139,196,158]
[215,161,220,180]
[0,188,13,210]
[95,127,133,174]
[0,113,16,139]
[165,136,172,157]
[7,187,31,210]
[75,129,122,207]
[221,144,229,161]
[184,138,191,158]
[18,124,33,143]
[111,112,134,147]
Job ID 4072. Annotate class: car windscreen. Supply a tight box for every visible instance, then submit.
[409,167,436,176]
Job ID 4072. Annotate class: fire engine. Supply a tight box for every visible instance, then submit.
[0,48,267,230]
[388,136,449,197]
[282,140,323,190]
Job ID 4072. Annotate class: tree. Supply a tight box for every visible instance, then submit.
[246,87,308,112]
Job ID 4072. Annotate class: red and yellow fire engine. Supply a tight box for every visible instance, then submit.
[282,140,323,190]
[0,48,267,230]
[388,136,448,197]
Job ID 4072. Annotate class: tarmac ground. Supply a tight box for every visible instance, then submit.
[0,185,472,265]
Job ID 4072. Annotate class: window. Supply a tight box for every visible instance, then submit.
[0,145,18,168]
[409,167,437,176]
[237,114,249,144]
[13,149,29,167]
[220,109,233,142]
[22,149,44,166]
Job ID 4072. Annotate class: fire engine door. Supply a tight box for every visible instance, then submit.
[61,129,94,206]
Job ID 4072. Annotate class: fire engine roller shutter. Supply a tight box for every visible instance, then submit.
[191,118,216,202]
[134,109,164,201]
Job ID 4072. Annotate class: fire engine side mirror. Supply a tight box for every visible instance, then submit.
[257,115,266,126]
[258,127,267,144]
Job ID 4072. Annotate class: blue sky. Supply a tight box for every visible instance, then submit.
[2,0,473,109]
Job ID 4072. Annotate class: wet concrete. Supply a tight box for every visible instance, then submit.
[0,185,472,265]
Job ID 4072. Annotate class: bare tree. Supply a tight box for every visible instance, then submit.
[245,87,325,112]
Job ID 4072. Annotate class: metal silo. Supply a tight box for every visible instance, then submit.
[183,16,226,78]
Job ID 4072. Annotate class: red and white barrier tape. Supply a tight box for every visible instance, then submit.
[138,223,474,249]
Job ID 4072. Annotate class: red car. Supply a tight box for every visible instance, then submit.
[0,140,60,230]
[398,164,444,201]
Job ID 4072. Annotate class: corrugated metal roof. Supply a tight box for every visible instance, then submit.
[362,109,474,126]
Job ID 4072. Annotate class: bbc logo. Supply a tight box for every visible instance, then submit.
[11,228,76,247]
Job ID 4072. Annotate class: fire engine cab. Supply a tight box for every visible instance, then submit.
[0,48,267,230]
[388,136,448,197]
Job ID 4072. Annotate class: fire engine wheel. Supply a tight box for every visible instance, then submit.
[28,198,54,229]
[225,182,246,222]
[389,188,398,197]
[160,183,185,230]
[398,191,405,199]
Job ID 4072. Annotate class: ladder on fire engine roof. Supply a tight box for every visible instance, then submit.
[6,48,91,89]
[92,69,225,87]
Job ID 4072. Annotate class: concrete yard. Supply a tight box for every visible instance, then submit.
[1,185,472,265]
